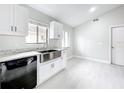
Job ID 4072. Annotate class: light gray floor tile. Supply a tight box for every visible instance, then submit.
[37,58,124,89]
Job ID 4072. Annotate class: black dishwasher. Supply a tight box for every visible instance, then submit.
[0,56,37,89]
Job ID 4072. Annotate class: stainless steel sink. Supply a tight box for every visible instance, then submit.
[38,49,61,63]
[38,49,57,53]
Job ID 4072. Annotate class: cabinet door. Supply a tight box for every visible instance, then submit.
[0,63,2,89]
[38,63,52,84]
[54,22,59,39]
[50,21,63,39]
[50,22,55,39]
[62,50,67,68]
[51,58,64,75]
[54,22,63,39]
[0,5,14,35]
[51,61,60,75]
[56,23,63,39]
[59,58,65,70]
[14,5,28,36]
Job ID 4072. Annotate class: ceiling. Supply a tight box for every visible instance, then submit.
[28,4,122,27]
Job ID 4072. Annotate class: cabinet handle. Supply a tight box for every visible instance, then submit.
[112,46,114,48]
[51,63,54,68]
[15,26,17,32]
[58,35,60,37]
[10,26,13,31]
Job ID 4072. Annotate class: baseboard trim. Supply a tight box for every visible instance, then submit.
[67,55,74,60]
[74,56,110,64]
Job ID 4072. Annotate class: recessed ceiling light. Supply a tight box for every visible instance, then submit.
[90,7,96,13]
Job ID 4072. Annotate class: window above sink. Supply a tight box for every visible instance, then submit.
[25,20,49,44]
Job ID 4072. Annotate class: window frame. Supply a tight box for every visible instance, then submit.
[26,20,49,44]
[62,31,70,48]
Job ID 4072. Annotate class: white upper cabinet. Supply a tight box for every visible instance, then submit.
[14,5,28,36]
[50,21,63,39]
[0,5,14,35]
[0,4,28,36]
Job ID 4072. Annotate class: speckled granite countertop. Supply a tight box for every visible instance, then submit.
[0,47,68,63]
[0,51,41,63]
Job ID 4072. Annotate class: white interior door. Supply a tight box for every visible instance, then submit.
[112,26,124,66]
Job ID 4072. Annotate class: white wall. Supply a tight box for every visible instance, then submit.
[0,5,74,58]
[74,5,124,63]
[63,25,74,58]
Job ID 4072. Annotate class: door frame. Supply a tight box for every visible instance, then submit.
[109,24,124,64]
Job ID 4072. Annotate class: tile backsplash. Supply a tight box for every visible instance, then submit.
[0,35,60,52]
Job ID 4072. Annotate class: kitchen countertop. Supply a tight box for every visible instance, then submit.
[54,47,69,51]
[0,47,68,63]
[0,51,41,63]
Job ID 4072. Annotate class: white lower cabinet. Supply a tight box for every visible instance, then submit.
[37,58,65,86]
[62,50,67,68]
[51,58,63,75]
[38,63,52,84]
